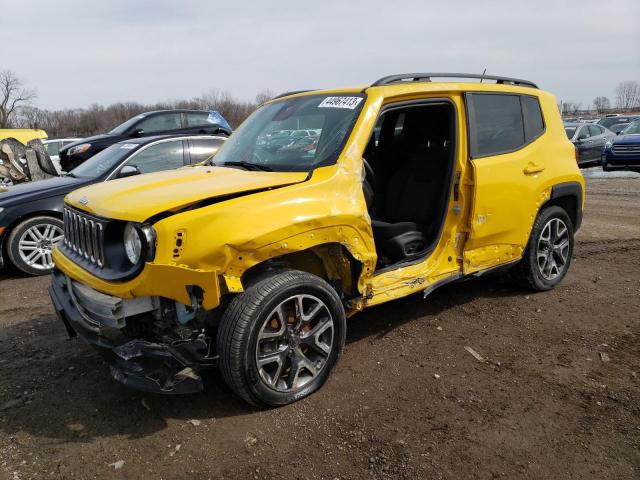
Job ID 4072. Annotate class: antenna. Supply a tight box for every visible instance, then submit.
[480,68,487,83]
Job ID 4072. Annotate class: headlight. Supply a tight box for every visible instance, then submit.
[124,223,142,264]
[67,143,91,156]
[604,141,612,150]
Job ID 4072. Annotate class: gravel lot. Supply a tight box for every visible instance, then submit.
[0,177,638,480]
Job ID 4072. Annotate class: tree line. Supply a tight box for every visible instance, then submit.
[1,70,273,137]
[562,80,640,116]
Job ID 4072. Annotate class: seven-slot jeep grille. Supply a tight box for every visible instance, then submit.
[63,207,106,267]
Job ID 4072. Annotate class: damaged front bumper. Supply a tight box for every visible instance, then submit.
[49,269,217,394]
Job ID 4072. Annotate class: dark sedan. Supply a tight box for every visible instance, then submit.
[602,121,640,173]
[0,134,226,275]
[59,110,232,171]
[564,122,615,166]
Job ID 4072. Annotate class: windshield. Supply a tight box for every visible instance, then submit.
[210,94,365,172]
[564,127,577,139]
[70,143,137,177]
[598,117,628,129]
[108,114,146,135]
[622,121,640,135]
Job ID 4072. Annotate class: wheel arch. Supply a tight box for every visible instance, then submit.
[240,243,363,301]
[541,181,583,231]
[1,210,64,260]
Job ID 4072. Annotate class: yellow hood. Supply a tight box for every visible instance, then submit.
[65,166,308,222]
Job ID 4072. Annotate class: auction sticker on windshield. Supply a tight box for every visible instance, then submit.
[120,144,137,150]
[318,97,363,109]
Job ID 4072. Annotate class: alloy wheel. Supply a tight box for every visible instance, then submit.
[17,223,64,271]
[255,294,334,392]
[536,218,570,281]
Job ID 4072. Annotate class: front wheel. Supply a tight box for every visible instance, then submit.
[6,216,64,275]
[217,270,346,407]
[514,206,574,291]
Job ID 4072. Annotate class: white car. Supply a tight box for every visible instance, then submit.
[42,138,80,174]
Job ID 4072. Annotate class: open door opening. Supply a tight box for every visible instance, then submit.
[362,101,456,271]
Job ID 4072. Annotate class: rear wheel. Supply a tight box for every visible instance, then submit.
[217,270,346,407]
[514,206,574,291]
[7,216,64,275]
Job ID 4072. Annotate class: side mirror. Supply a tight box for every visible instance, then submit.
[132,128,144,137]
[118,165,141,178]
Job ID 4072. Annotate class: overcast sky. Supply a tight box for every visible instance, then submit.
[2,0,638,110]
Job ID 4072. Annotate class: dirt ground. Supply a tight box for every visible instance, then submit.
[0,178,638,480]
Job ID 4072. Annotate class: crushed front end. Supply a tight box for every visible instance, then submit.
[49,269,217,394]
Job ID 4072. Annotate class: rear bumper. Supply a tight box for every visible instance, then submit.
[49,269,216,394]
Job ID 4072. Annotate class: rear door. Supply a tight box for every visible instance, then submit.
[463,92,547,273]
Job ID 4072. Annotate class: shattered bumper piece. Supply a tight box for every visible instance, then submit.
[49,269,215,394]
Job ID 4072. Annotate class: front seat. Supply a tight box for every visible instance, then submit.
[371,156,435,262]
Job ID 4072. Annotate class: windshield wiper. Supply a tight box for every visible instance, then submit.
[221,161,273,172]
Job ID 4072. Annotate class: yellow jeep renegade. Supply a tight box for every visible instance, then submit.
[50,73,585,407]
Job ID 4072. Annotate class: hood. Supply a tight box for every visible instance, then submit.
[61,134,115,151]
[65,166,309,223]
[612,133,640,146]
[0,176,89,208]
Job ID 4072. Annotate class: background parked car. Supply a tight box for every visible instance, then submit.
[59,110,232,172]
[602,120,640,173]
[42,138,80,174]
[564,122,615,166]
[0,134,226,275]
[596,115,640,131]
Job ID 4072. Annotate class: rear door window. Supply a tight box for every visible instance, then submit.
[136,113,182,134]
[467,93,525,157]
[185,112,210,127]
[467,93,548,157]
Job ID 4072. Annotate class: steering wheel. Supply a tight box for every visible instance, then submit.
[362,157,376,187]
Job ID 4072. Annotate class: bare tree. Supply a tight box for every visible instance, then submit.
[614,81,640,110]
[0,70,37,128]
[255,89,275,105]
[592,96,611,113]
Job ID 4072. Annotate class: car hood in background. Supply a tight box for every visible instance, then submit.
[65,166,309,223]
[612,134,640,146]
[0,176,90,208]
[61,134,118,152]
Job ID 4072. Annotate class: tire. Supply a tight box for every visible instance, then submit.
[514,206,574,291]
[6,216,64,276]
[217,270,346,408]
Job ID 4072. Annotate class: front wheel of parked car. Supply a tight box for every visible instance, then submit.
[514,206,574,291]
[6,216,64,276]
[217,270,346,408]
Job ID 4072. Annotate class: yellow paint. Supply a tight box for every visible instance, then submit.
[53,80,585,315]
[0,129,47,145]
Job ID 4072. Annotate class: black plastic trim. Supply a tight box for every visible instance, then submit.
[550,181,583,231]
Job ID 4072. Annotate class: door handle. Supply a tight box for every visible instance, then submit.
[523,162,545,175]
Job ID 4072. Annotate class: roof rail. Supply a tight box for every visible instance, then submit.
[272,89,314,100]
[371,73,538,89]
